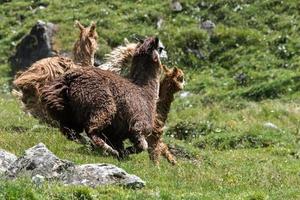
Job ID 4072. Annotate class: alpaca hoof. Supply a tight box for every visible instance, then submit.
[108,148,119,158]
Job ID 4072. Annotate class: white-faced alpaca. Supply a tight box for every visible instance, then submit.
[40,37,162,157]
[12,21,98,122]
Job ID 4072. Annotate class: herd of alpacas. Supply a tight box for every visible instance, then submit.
[12,21,185,165]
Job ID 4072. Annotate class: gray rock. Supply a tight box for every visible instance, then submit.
[263,122,279,130]
[64,164,145,189]
[5,143,74,179]
[9,20,58,74]
[0,150,17,174]
[5,143,145,188]
[157,18,164,29]
[32,174,45,188]
[200,20,216,31]
[186,48,205,60]
[170,0,183,12]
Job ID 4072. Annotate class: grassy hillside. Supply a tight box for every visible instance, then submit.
[0,0,300,199]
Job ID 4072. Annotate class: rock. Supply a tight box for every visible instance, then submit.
[64,164,145,189]
[200,20,216,33]
[32,174,45,188]
[234,72,248,86]
[263,122,279,130]
[180,91,191,98]
[156,18,164,29]
[9,20,58,74]
[186,48,205,59]
[5,143,74,179]
[0,150,17,174]
[170,0,183,12]
[5,143,145,188]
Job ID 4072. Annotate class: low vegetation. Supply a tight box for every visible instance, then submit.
[0,0,299,199]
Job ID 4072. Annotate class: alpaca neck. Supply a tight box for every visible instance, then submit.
[156,80,176,125]
[72,40,94,66]
[73,52,94,66]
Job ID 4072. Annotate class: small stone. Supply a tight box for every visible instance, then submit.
[157,18,164,29]
[263,122,279,130]
[32,174,45,187]
[180,91,190,98]
[200,20,216,32]
[170,0,183,12]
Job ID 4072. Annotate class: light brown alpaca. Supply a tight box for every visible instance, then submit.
[147,65,185,165]
[73,21,98,66]
[13,21,98,122]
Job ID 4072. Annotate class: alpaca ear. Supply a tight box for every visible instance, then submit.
[89,22,96,36]
[173,67,179,74]
[162,64,171,74]
[90,22,96,32]
[75,20,84,31]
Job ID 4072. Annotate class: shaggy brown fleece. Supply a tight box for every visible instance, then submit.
[40,37,162,157]
[101,65,185,163]
[13,21,98,122]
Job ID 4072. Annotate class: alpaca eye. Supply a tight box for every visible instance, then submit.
[177,76,183,82]
[158,47,163,53]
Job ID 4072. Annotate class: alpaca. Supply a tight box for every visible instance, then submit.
[99,38,167,74]
[100,64,184,164]
[13,21,98,122]
[40,37,162,157]
[72,21,98,66]
[148,65,185,165]
[99,40,137,73]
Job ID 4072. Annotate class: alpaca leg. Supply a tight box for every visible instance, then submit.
[90,134,119,157]
[86,110,119,157]
[160,141,177,165]
[146,134,161,165]
[60,126,81,141]
[129,121,150,152]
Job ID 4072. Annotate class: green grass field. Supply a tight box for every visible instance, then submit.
[0,0,300,199]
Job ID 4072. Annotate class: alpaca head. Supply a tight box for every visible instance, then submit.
[162,65,185,92]
[131,37,162,80]
[73,21,98,65]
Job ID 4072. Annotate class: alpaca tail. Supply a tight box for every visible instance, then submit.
[99,41,137,74]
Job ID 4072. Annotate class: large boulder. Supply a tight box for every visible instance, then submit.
[5,143,74,179]
[9,20,58,74]
[64,164,145,189]
[0,150,17,174]
[4,143,145,188]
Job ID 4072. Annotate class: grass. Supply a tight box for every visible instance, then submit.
[0,0,300,199]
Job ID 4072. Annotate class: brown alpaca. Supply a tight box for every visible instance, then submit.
[40,37,162,157]
[148,65,185,165]
[13,21,98,122]
[101,65,184,163]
